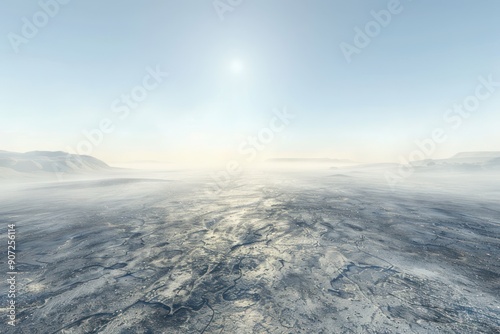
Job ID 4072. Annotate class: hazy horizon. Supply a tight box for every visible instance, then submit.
[3,148,500,169]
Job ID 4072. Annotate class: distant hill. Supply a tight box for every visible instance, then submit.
[326,151,500,175]
[411,151,500,172]
[443,151,500,165]
[0,151,111,179]
[451,152,500,159]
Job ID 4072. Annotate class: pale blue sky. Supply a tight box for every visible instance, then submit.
[1,0,500,163]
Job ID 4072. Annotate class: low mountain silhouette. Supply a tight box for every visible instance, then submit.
[0,150,111,176]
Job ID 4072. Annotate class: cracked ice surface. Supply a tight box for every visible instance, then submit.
[0,169,499,333]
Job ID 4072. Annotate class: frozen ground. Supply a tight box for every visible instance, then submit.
[0,167,499,333]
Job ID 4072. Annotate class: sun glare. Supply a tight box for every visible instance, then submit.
[230,59,243,74]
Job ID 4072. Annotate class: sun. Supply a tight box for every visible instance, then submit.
[230,59,243,74]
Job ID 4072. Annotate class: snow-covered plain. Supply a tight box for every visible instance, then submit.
[0,166,499,333]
